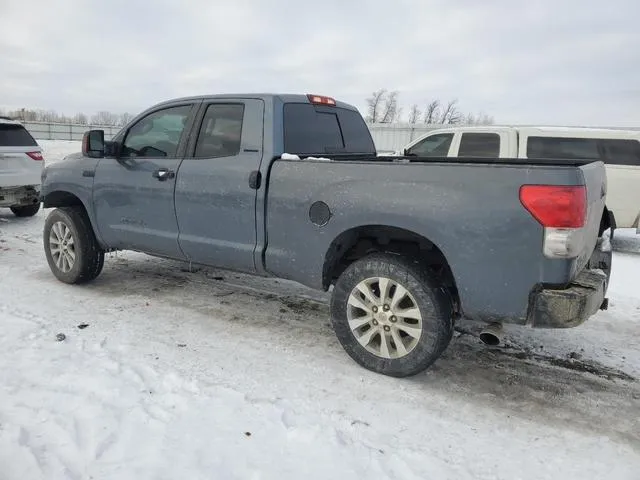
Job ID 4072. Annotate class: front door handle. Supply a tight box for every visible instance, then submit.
[152,168,175,181]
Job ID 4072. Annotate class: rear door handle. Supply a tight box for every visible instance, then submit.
[152,168,175,181]
[249,170,261,189]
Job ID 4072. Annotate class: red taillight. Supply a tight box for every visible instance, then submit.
[26,151,43,161]
[519,185,586,228]
[307,94,336,106]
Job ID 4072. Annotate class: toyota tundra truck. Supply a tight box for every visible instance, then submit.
[39,93,613,377]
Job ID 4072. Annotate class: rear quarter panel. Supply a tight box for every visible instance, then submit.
[264,159,590,323]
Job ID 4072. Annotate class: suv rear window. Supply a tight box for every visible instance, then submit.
[0,124,38,147]
[527,137,601,160]
[283,104,375,155]
[527,136,640,166]
[600,139,640,166]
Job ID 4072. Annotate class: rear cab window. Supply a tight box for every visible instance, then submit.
[283,103,375,155]
[193,104,245,158]
[0,122,38,147]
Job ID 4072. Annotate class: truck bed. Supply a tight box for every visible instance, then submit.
[315,153,603,167]
[263,156,607,324]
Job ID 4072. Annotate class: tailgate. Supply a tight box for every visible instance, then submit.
[0,146,43,188]
[576,161,608,272]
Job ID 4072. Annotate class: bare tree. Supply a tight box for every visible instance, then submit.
[73,113,88,125]
[477,113,494,125]
[462,111,495,126]
[423,100,440,124]
[366,89,387,123]
[379,90,399,123]
[0,107,140,126]
[91,111,119,126]
[408,104,421,124]
[119,112,134,126]
[438,99,463,124]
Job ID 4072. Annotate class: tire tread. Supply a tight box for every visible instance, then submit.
[44,206,104,284]
[330,253,453,377]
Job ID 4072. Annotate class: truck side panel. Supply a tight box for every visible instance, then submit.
[264,159,590,323]
[174,98,265,273]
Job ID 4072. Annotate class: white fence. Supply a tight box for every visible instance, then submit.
[24,122,122,142]
[23,120,442,152]
[23,121,640,153]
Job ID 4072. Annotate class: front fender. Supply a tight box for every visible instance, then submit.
[41,156,104,246]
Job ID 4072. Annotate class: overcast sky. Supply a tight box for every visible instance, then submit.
[1,0,638,126]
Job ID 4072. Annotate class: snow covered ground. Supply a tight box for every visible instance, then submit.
[0,141,639,479]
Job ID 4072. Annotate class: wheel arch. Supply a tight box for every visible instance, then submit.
[600,205,617,236]
[43,190,84,209]
[42,190,105,247]
[322,224,460,314]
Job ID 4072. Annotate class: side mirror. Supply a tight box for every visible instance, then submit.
[82,130,105,158]
[403,148,409,156]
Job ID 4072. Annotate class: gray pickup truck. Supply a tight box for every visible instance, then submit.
[40,93,613,377]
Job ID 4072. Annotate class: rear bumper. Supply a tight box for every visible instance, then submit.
[0,185,41,208]
[527,268,608,328]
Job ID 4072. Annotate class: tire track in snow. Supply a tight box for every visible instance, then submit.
[0,308,207,479]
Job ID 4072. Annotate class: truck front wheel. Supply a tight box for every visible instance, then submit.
[43,207,105,284]
[330,253,453,377]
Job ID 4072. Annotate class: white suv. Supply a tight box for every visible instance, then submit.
[0,117,44,217]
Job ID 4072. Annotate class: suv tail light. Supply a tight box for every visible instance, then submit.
[520,185,587,258]
[26,151,44,161]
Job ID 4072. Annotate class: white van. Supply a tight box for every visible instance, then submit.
[399,126,640,231]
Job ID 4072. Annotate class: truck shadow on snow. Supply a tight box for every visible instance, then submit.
[86,253,638,383]
[58,252,640,446]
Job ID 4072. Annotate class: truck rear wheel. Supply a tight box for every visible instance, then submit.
[43,207,105,284]
[330,253,453,377]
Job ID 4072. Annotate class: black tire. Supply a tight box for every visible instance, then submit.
[330,253,453,377]
[589,236,613,294]
[43,207,105,284]
[10,203,40,217]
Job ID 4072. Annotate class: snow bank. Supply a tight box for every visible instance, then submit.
[280,153,332,162]
[1,309,408,480]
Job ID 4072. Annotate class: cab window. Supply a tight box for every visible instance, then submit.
[458,133,500,157]
[407,133,453,156]
[122,105,192,157]
[194,104,245,158]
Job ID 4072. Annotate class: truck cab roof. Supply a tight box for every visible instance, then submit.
[151,93,360,112]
